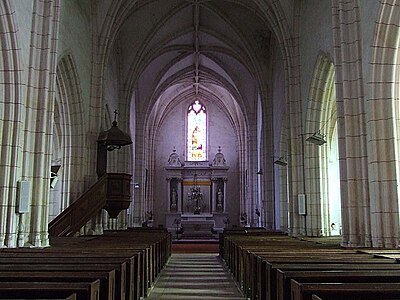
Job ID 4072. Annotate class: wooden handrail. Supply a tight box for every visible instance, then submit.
[48,173,132,237]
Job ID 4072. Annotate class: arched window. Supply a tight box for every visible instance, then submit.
[187,100,207,161]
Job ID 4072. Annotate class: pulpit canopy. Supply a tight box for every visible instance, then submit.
[98,111,132,151]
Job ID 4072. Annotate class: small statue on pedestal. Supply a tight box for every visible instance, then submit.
[217,188,223,211]
[171,188,178,211]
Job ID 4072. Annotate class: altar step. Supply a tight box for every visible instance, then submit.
[173,232,219,242]
[173,238,219,244]
[172,242,219,253]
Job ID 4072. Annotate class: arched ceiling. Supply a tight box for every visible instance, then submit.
[99,0,293,127]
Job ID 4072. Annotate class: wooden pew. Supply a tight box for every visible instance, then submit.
[263,256,398,300]
[247,249,393,300]
[221,233,318,299]
[220,233,400,300]
[247,251,394,300]
[45,243,144,298]
[291,280,400,300]
[244,249,382,299]
[0,261,126,300]
[64,229,171,299]
[0,254,132,299]
[0,229,171,300]
[88,235,162,299]
[6,295,77,300]
[223,234,333,294]
[4,252,142,300]
[0,271,115,300]
[278,269,400,300]
[2,295,77,300]
[0,253,139,300]
[0,280,100,300]
[12,244,151,298]
[54,247,143,299]
[266,262,400,300]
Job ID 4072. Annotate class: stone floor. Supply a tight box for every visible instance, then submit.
[146,253,246,299]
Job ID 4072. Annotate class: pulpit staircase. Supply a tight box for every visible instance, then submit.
[48,173,132,237]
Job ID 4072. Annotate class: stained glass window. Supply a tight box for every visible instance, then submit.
[187,100,206,161]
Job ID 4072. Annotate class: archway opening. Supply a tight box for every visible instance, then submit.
[319,71,341,237]
[303,55,342,237]
[323,124,341,235]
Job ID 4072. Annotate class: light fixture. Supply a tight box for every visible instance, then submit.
[50,165,61,189]
[306,131,327,145]
[274,157,288,166]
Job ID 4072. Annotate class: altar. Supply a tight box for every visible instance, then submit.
[164,148,229,239]
[180,214,214,238]
[165,212,229,239]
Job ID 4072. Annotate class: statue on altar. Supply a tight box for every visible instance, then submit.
[171,188,178,211]
[217,188,223,211]
[187,173,203,214]
[188,186,203,214]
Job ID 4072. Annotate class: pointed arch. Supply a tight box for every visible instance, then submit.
[304,53,337,237]
[55,54,86,214]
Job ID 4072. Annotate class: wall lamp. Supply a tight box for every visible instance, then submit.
[274,156,288,166]
[305,131,327,145]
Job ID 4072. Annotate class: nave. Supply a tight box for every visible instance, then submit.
[2,228,400,299]
[146,253,246,300]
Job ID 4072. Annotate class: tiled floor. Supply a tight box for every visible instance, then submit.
[146,253,246,299]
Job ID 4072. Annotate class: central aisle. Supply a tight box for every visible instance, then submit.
[146,253,246,300]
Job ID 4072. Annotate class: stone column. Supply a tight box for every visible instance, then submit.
[20,0,60,247]
[211,178,217,213]
[166,178,171,212]
[332,0,371,247]
[0,1,23,248]
[223,178,227,213]
[367,0,400,248]
[286,1,303,237]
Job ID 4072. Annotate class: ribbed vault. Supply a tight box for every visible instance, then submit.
[94,0,294,226]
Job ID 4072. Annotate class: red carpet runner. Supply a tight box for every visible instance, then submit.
[172,243,219,253]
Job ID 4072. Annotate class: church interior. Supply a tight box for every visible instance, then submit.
[1,0,400,299]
